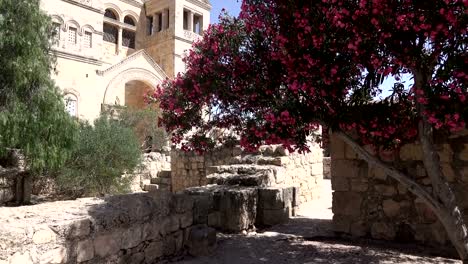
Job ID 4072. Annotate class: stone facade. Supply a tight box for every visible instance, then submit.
[330,132,468,255]
[171,144,324,205]
[0,191,216,264]
[39,0,211,121]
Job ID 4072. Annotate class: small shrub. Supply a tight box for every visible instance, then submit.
[56,115,141,197]
[111,106,168,152]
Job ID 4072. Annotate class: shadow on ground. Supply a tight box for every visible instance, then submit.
[176,217,460,264]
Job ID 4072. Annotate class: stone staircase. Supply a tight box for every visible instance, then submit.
[144,170,172,192]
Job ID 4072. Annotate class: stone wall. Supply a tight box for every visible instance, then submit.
[323,157,331,179]
[0,169,16,204]
[171,146,243,192]
[0,191,217,264]
[171,145,324,204]
[330,132,468,255]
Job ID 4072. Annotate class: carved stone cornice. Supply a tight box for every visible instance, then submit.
[118,0,144,8]
[60,0,103,14]
[186,0,212,11]
[52,50,103,66]
[96,49,167,79]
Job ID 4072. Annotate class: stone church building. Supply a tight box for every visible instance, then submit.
[39,0,211,120]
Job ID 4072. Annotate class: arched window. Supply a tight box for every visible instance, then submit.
[122,29,135,49]
[64,94,78,117]
[104,9,118,21]
[124,15,136,26]
[103,23,118,44]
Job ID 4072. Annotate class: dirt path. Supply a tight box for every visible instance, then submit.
[176,180,460,264]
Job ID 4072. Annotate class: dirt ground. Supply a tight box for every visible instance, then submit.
[176,180,461,264]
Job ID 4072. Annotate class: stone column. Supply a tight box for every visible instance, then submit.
[187,11,194,32]
[117,27,122,54]
[162,9,168,30]
[153,14,159,34]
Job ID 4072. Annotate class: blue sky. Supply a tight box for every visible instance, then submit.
[210,0,242,23]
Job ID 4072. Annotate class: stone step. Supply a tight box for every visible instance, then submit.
[158,170,172,178]
[151,177,171,185]
[143,184,160,192]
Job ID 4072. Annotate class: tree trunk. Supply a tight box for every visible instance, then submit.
[335,131,468,262]
[414,70,468,261]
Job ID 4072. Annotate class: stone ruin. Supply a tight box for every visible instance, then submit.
[0,143,325,263]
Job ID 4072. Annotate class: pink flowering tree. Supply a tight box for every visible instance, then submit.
[149,1,468,260]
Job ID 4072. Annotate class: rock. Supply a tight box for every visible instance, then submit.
[39,246,68,264]
[144,241,164,261]
[383,199,400,218]
[32,228,56,244]
[332,192,362,218]
[76,239,94,262]
[9,252,33,264]
[187,226,217,257]
[121,225,142,249]
[93,233,121,257]
[371,222,396,240]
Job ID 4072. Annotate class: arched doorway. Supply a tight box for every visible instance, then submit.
[124,80,152,110]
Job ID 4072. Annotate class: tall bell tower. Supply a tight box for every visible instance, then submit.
[136,0,211,78]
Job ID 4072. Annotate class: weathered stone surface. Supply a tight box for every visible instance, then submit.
[9,252,33,264]
[122,225,142,249]
[382,199,400,218]
[187,226,217,257]
[371,222,396,240]
[332,215,350,233]
[76,239,94,262]
[144,241,164,261]
[94,233,121,257]
[40,246,68,264]
[32,228,57,244]
[399,144,423,161]
[331,177,349,191]
[259,208,289,226]
[258,188,284,210]
[332,192,362,217]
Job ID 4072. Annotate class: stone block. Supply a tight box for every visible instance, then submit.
[163,234,176,256]
[332,214,351,233]
[217,188,258,232]
[32,227,57,244]
[161,215,180,235]
[350,221,367,237]
[258,208,290,226]
[76,239,94,263]
[330,134,345,160]
[258,188,284,210]
[122,225,142,249]
[179,212,193,228]
[371,222,396,240]
[399,143,423,161]
[94,232,121,257]
[331,177,349,191]
[350,179,368,192]
[374,184,397,196]
[441,163,455,183]
[345,145,359,159]
[331,159,360,178]
[368,166,387,181]
[187,225,217,257]
[142,221,161,241]
[174,230,184,252]
[144,241,164,261]
[39,246,68,264]
[332,192,362,218]
[67,219,91,239]
[9,252,33,264]
[383,199,400,218]
[207,212,221,228]
[438,144,453,162]
[174,194,194,214]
